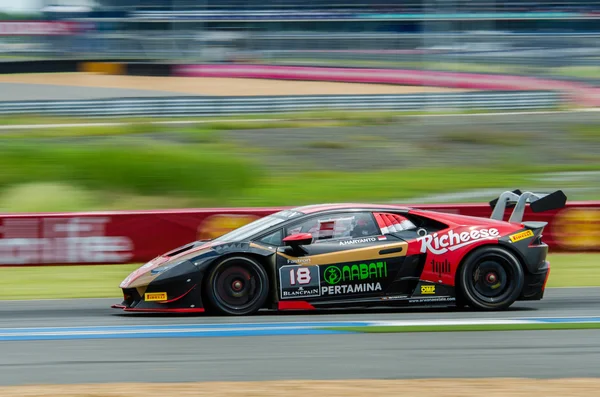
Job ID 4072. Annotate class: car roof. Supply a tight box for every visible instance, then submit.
[291,203,410,214]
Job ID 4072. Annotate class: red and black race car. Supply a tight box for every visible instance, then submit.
[113,190,566,315]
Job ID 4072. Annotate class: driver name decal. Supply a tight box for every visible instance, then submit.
[417,228,500,255]
[339,237,377,245]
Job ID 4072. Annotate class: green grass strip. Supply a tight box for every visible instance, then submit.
[0,264,139,300]
[325,322,600,334]
[0,108,561,129]
[0,141,263,199]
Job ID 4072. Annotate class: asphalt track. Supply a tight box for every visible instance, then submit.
[0,287,599,385]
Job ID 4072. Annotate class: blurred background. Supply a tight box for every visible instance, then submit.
[0,0,598,220]
[2,0,600,76]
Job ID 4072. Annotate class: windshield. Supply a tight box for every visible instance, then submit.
[211,210,303,242]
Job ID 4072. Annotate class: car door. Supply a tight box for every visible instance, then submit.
[273,211,412,303]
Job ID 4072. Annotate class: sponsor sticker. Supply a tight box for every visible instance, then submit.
[282,287,320,298]
[381,295,406,301]
[144,292,167,301]
[409,297,455,304]
[197,214,259,240]
[417,228,500,254]
[553,208,600,250]
[509,229,534,243]
[0,216,133,265]
[323,262,387,285]
[420,285,435,294]
[321,282,382,296]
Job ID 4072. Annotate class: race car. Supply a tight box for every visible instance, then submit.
[112,189,566,315]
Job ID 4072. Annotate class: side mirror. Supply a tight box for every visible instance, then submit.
[283,233,313,247]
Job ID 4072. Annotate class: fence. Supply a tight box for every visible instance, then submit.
[0,201,597,266]
[2,19,600,83]
[12,31,599,72]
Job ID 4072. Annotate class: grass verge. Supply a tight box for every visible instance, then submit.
[0,110,402,128]
[231,164,600,207]
[567,124,600,142]
[0,109,597,212]
[0,108,561,129]
[7,159,599,211]
[0,264,140,300]
[0,253,596,300]
[0,141,262,200]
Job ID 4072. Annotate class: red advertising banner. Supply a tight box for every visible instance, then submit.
[0,21,80,36]
[0,202,598,266]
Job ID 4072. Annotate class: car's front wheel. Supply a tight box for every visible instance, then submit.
[458,246,524,311]
[204,256,269,315]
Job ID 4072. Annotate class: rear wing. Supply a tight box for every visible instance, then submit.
[489,189,567,223]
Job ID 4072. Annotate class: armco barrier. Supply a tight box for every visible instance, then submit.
[173,64,600,107]
[0,91,560,117]
[0,202,598,266]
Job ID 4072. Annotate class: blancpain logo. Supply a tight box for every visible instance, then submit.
[417,228,500,255]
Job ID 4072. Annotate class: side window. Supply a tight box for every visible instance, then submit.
[373,212,417,234]
[258,229,283,246]
[286,212,380,242]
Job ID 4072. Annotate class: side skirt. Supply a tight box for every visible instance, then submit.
[307,295,457,309]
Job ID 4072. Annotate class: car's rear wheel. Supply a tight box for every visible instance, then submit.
[204,256,269,316]
[458,246,524,311]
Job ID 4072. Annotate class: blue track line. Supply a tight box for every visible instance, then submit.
[0,329,354,341]
[1,317,599,341]
[0,321,368,341]
[524,316,600,323]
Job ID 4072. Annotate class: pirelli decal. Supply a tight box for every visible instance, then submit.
[144,292,167,301]
[509,230,534,243]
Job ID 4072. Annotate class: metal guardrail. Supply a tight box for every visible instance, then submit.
[0,91,560,117]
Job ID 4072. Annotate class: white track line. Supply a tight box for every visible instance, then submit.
[1,108,599,131]
[0,118,288,131]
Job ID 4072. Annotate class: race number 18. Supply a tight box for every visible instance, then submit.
[289,267,312,285]
[279,265,320,300]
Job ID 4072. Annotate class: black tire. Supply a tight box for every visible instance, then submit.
[458,246,524,311]
[204,256,269,316]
